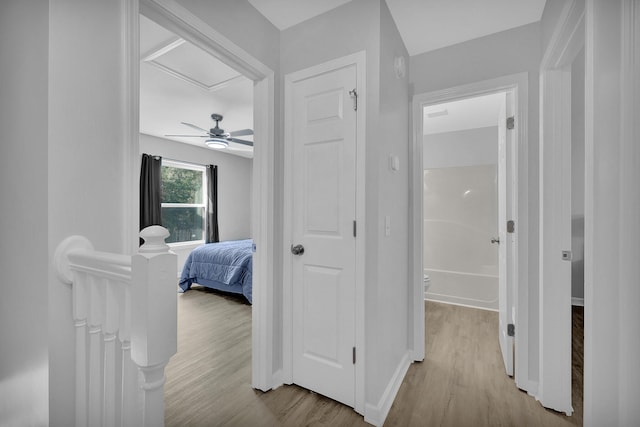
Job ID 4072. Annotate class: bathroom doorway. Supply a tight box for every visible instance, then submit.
[422,91,516,378]
[411,73,530,391]
[422,92,505,312]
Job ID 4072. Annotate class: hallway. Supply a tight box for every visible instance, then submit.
[165,289,582,426]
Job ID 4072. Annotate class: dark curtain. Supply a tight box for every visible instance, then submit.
[206,164,220,243]
[140,154,162,244]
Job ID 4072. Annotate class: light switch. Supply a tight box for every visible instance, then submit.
[389,155,400,171]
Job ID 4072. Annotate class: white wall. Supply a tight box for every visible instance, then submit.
[374,0,411,414]
[0,2,49,425]
[411,22,542,385]
[571,48,585,302]
[423,127,498,169]
[175,0,279,74]
[48,1,132,425]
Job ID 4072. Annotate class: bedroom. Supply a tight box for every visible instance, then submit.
[139,15,254,299]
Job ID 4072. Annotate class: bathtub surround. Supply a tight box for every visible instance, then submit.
[423,122,500,311]
[424,165,499,310]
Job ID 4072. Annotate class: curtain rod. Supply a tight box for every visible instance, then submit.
[147,154,215,169]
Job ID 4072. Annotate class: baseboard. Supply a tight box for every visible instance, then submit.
[571,297,584,307]
[424,296,498,312]
[364,351,411,427]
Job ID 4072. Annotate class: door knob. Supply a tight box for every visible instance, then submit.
[491,237,500,244]
[291,244,305,255]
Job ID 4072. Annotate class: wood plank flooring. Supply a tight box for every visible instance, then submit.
[165,288,584,426]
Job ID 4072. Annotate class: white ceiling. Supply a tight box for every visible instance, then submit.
[247,0,353,31]
[249,0,547,56]
[140,1,546,157]
[139,16,254,158]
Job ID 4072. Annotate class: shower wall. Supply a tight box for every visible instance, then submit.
[424,127,499,310]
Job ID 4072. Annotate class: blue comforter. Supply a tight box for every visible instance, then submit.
[179,239,253,303]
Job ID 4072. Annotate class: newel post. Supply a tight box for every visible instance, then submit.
[130,226,177,427]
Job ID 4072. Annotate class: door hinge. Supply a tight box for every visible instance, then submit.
[349,89,358,111]
[352,347,356,364]
[508,323,515,337]
[507,116,515,130]
[353,220,357,237]
[507,220,515,233]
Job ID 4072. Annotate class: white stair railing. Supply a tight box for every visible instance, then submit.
[54,226,177,427]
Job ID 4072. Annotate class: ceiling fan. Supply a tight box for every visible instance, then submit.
[165,113,253,150]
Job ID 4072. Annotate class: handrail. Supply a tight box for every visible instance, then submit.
[68,250,132,283]
[53,225,176,427]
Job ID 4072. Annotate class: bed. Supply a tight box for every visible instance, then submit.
[178,239,253,303]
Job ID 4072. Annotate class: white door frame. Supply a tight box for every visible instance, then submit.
[411,72,532,392]
[136,0,277,391]
[538,0,584,415]
[583,1,640,424]
[283,51,367,415]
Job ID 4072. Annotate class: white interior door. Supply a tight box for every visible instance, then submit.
[497,92,514,376]
[289,64,357,407]
[539,66,573,414]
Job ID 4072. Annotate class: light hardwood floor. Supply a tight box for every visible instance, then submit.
[165,287,583,426]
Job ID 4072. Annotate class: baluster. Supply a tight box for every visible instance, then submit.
[131,226,177,427]
[118,283,136,427]
[103,281,120,427]
[73,270,89,427]
[120,340,137,427]
[54,235,94,427]
[88,275,105,426]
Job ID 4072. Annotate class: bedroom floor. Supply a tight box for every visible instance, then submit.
[164,288,584,426]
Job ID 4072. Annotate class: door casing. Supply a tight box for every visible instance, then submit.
[411,72,531,392]
[538,0,584,415]
[138,0,277,392]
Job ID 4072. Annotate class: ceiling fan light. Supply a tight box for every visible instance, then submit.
[205,138,229,149]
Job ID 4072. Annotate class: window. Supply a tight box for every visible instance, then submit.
[161,160,207,244]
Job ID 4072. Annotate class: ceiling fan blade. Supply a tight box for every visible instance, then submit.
[227,137,254,146]
[165,134,208,137]
[229,128,254,137]
[181,122,210,133]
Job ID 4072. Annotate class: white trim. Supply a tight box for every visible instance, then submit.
[363,351,411,427]
[139,0,276,392]
[410,82,425,363]
[412,72,532,393]
[167,240,202,249]
[424,297,499,313]
[141,37,184,61]
[583,1,640,425]
[283,51,367,415]
[123,0,140,255]
[161,158,206,171]
[618,2,640,424]
[251,74,276,391]
[143,58,247,93]
[140,0,268,81]
[538,0,584,415]
[571,297,584,307]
